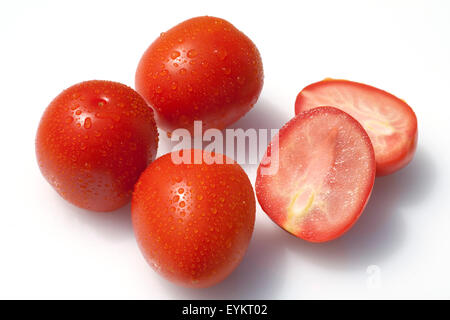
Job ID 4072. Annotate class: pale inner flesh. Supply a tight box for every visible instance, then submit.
[283,127,338,234]
[271,111,373,240]
[300,84,413,163]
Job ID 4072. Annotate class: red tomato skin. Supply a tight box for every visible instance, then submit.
[376,128,418,176]
[132,150,256,288]
[36,80,158,212]
[135,16,264,134]
[256,107,376,243]
[295,79,418,176]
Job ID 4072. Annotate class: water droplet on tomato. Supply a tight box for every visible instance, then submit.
[236,76,246,85]
[170,51,180,59]
[214,49,228,61]
[95,112,120,122]
[84,117,92,129]
[187,49,198,58]
[222,67,231,75]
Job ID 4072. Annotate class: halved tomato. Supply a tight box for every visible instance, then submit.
[256,107,376,242]
[295,79,418,176]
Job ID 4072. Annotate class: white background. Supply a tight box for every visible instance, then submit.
[1,0,449,299]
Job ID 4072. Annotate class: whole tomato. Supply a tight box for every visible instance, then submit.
[36,80,158,212]
[132,150,256,288]
[135,16,264,134]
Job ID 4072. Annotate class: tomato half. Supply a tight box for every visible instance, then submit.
[135,16,264,134]
[295,79,418,176]
[36,80,158,212]
[132,150,255,288]
[256,107,376,243]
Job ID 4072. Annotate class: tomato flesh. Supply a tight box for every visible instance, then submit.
[295,79,418,176]
[135,16,264,134]
[132,150,255,287]
[36,80,158,212]
[256,107,376,242]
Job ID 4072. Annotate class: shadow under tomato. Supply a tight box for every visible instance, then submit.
[374,148,436,210]
[156,98,289,161]
[227,99,290,167]
[64,201,134,241]
[163,223,287,299]
[229,98,290,132]
[262,148,436,271]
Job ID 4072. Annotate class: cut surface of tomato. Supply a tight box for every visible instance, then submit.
[295,79,417,176]
[256,107,376,242]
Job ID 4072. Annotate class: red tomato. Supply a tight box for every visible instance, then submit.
[256,107,376,243]
[295,79,418,176]
[36,80,158,212]
[132,150,255,288]
[135,16,264,134]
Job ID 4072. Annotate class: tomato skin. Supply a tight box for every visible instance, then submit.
[256,107,376,243]
[36,80,158,212]
[132,150,255,288]
[295,79,418,176]
[376,128,417,176]
[135,16,264,134]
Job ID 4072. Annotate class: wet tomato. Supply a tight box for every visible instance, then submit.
[132,150,255,287]
[36,80,158,212]
[135,16,264,134]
